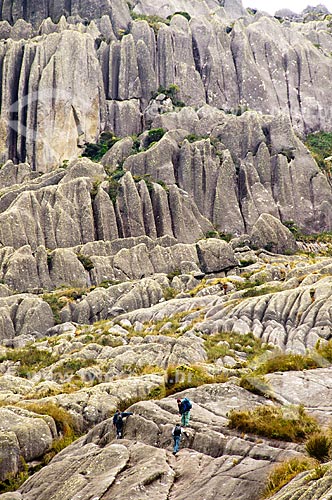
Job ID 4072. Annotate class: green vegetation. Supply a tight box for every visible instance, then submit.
[305,432,332,462]
[90,179,102,199]
[166,269,181,280]
[146,128,166,147]
[127,311,190,338]
[283,220,332,245]
[83,132,120,162]
[204,230,233,242]
[239,374,272,398]
[42,288,89,324]
[242,284,283,298]
[263,457,318,498]
[165,364,228,395]
[316,338,332,362]
[53,358,97,375]
[152,84,185,108]
[0,346,59,378]
[167,11,191,22]
[130,13,170,32]
[0,458,29,493]
[121,364,163,376]
[305,131,332,175]
[76,253,95,272]
[18,402,79,465]
[257,353,319,374]
[204,331,267,364]
[132,173,169,193]
[228,405,319,442]
[162,286,178,300]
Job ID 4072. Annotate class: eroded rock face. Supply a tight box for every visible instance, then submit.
[250,214,298,254]
[0,406,57,480]
[0,30,104,171]
[0,383,302,500]
[267,465,332,499]
[1,3,332,171]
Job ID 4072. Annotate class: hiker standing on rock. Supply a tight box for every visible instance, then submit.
[172,423,183,455]
[177,397,192,427]
[113,409,133,439]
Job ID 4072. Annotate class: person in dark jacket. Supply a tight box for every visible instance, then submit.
[172,424,183,454]
[113,409,133,439]
[177,398,191,427]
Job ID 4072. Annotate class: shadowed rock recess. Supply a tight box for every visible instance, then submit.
[1,0,332,499]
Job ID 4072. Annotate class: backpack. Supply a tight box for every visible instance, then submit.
[173,425,181,437]
[182,397,192,412]
[115,415,123,428]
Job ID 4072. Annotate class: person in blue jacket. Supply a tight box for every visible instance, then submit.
[177,397,192,427]
[113,409,133,438]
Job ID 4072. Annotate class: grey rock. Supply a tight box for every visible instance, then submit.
[1,381,303,500]
[196,239,239,273]
[0,406,56,462]
[250,214,298,254]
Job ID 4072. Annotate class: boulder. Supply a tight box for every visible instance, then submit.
[196,239,239,273]
[250,214,298,254]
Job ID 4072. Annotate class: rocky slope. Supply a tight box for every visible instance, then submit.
[0,0,332,170]
[0,0,332,499]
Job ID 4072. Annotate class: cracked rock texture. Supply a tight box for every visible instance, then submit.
[1,1,332,498]
[1,0,332,171]
[0,383,303,500]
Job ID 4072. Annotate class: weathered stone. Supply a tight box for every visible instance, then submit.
[196,239,239,273]
[250,214,298,254]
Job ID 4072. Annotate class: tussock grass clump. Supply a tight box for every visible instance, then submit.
[257,353,319,374]
[204,331,268,363]
[263,457,318,498]
[165,364,228,395]
[305,432,332,462]
[0,346,59,378]
[18,401,77,437]
[17,401,80,464]
[239,374,272,398]
[317,339,332,362]
[0,458,29,494]
[228,405,319,442]
[162,286,178,300]
[118,384,167,411]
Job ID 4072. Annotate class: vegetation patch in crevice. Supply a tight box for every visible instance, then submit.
[228,404,319,442]
[76,253,95,272]
[0,346,59,378]
[263,457,318,498]
[83,132,120,162]
[42,287,90,324]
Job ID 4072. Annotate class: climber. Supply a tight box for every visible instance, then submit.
[172,423,183,455]
[113,409,133,439]
[177,397,192,427]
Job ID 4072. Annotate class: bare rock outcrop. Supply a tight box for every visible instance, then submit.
[250,214,298,254]
[0,406,57,480]
[1,4,332,172]
[196,276,332,353]
[0,382,302,500]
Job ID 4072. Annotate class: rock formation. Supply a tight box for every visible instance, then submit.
[0,0,332,498]
[0,0,332,170]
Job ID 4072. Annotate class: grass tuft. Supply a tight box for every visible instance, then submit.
[228,405,319,442]
[263,457,318,498]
